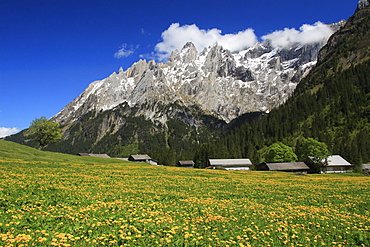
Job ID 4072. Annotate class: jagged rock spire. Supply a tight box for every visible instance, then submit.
[180,42,198,63]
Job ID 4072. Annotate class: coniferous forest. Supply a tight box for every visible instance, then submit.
[193,7,370,168]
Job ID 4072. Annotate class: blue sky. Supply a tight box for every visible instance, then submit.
[0,0,357,137]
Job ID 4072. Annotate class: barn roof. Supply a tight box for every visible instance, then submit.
[325,155,352,167]
[178,160,195,166]
[209,159,252,167]
[77,153,90,156]
[265,162,309,171]
[129,155,152,160]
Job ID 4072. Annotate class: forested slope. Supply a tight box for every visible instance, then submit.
[195,6,370,167]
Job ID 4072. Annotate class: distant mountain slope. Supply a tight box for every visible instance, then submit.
[45,102,230,165]
[198,5,370,167]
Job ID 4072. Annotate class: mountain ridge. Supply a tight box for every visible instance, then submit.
[52,21,343,127]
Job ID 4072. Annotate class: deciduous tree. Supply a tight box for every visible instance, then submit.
[296,138,331,161]
[296,138,331,173]
[265,142,297,163]
[26,117,62,149]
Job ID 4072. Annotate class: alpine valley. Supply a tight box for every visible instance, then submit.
[7,2,370,167]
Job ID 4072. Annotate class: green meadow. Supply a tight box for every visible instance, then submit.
[0,140,369,246]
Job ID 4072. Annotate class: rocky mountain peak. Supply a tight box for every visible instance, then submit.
[180,42,198,64]
[181,41,197,52]
[53,21,345,126]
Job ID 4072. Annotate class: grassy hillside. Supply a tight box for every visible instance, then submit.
[0,140,369,246]
[0,140,125,165]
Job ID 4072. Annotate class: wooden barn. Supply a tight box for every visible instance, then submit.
[128,155,157,165]
[307,155,353,173]
[77,153,90,156]
[209,159,252,170]
[177,160,194,168]
[323,155,353,173]
[257,162,309,173]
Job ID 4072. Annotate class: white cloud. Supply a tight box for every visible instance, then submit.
[0,127,20,138]
[154,23,258,61]
[114,44,138,59]
[261,21,334,48]
[138,21,335,61]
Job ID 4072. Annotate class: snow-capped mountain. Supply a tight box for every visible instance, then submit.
[53,21,344,126]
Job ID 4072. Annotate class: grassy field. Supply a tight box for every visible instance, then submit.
[0,140,369,246]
